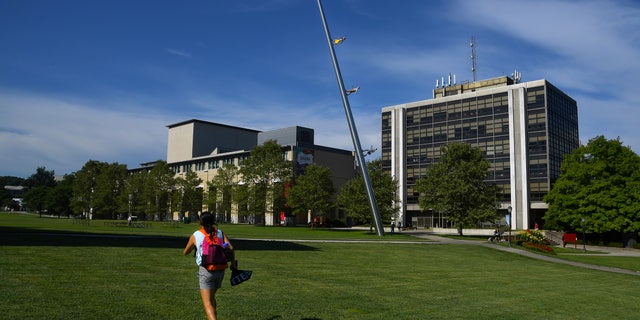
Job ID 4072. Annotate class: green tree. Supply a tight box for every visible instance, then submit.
[240,140,292,224]
[141,160,175,220]
[414,143,499,236]
[23,186,51,216]
[287,163,335,218]
[544,136,640,248]
[25,166,56,188]
[209,163,238,222]
[234,183,251,221]
[23,167,56,216]
[338,159,400,227]
[72,160,106,218]
[175,171,203,221]
[46,174,75,217]
[123,170,147,219]
[93,163,127,219]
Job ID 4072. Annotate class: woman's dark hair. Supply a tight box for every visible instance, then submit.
[199,212,217,235]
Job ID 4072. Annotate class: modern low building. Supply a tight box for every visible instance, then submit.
[381,76,579,230]
[156,119,356,225]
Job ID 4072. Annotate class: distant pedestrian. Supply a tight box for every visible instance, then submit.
[391,221,395,234]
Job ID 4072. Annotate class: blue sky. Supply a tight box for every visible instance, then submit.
[1,0,639,178]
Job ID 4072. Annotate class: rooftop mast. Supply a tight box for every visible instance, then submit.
[470,36,478,82]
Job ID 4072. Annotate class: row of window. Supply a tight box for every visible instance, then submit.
[406,118,510,144]
[382,84,579,205]
[171,155,250,174]
[406,105,510,126]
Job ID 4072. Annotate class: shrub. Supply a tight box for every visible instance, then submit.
[517,229,547,245]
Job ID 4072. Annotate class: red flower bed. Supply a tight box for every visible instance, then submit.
[521,241,556,254]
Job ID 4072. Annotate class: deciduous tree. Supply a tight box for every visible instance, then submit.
[94,162,127,219]
[23,166,57,217]
[287,163,335,219]
[338,159,399,227]
[240,140,292,224]
[46,174,74,217]
[209,163,239,222]
[71,160,106,218]
[414,143,499,235]
[174,171,203,221]
[544,136,640,248]
[142,160,175,220]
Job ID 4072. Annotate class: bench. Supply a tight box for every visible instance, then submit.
[563,233,578,248]
[130,222,150,228]
[162,220,181,228]
[103,221,149,228]
[104,221,129,227]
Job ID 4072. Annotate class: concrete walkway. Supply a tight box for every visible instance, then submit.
[404,230,640,276]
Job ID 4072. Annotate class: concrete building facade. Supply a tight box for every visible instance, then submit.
[163,119,356,225]
[381,76,579,230]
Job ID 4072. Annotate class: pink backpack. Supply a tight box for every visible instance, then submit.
[199,227,228,271]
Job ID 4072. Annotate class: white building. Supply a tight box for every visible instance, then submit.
[381,76,579,230]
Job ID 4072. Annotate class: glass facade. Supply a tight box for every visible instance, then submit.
[382,78,579,224]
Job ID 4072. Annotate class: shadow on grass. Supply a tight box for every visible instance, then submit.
[0,226,318,252]
[232,239,318,252]
[261,316,321,320]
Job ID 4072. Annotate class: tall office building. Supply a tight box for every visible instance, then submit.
[381,76,578,230]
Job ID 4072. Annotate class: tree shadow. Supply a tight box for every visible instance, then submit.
[261,316,322,320]
[0,226,318,252]
[232,239,318,252]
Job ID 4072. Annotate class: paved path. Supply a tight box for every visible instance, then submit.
[237,230,639,276]
[404,231,640,276]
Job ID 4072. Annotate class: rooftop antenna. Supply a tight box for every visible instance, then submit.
[511,69,522,83]
[470,36,477,82]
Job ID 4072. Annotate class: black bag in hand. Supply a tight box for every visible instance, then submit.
[230,263,252,286]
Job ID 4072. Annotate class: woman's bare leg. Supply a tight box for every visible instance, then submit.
[200,288,218,320]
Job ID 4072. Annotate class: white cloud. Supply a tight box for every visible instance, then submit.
[164,48,192,59]
[0,89,168,177]
[184,88,380,157]
[433,0,640,153]
[2,0,638,181]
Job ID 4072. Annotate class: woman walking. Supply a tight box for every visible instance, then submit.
[183,212,235,320]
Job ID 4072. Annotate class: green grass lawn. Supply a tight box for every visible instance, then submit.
[2,213,640,320]
[0,212,422,241]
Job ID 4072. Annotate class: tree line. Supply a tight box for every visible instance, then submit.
[1,140,400,226]
[4,136,638,246]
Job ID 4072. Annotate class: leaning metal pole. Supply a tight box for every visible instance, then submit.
[317,0,384,236]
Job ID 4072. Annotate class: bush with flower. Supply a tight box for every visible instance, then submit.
[517,229,547,245]
[515,229,555,254]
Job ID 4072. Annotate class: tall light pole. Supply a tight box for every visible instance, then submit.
[581,216,587,252]
[317,0,384,236]
[507,206,512,247]
[203,170,209,212]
